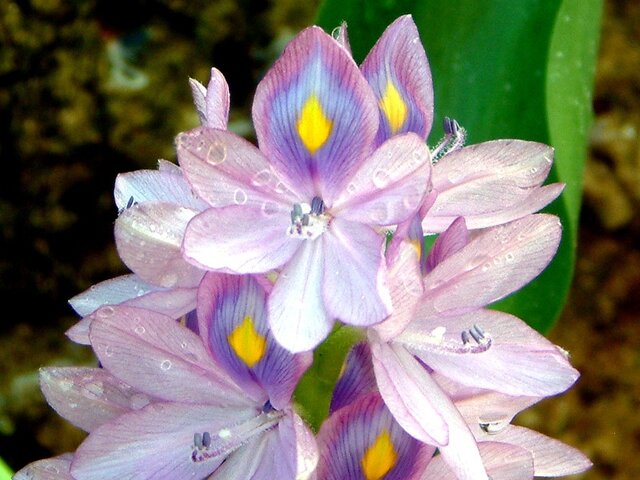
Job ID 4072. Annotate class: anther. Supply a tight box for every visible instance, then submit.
[202,431,211,448]
[193,432,203,449]
[461,330,470,345]
[431,116,467,163]
[469,325,484,344]
[310,196,325,215]
[262,400,275,413]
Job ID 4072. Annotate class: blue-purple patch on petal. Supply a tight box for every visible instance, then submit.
[317,393,433,480]
[253,26,379,203]
[197,273,308,409]
[330,342,377,413]
[361,15,434,144]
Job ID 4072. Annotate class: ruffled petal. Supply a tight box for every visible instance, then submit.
[198,273,311,409]
[317,393,433,480]
[177,127,299,207]
[189,67,230,129]
[403,309,579,397]
[333,133,432,226]
[13,454,74,480]
[40,367,152,432]
[424,140,562,232]
[71,402,260,480]
[114,168,207,213]
[115,202,204,288]
[322,218,392,326]
[361,15,434,143]
[269,240,333,353]
[88,306,253,406]
[253,26,378,203]
[417,214,562,318]
[370,341,448,446]
[330,342,377,413]
[182,204,298,274]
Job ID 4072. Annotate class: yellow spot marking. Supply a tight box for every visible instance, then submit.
[227,316,267,368]
[409,239,422,260]
[379,80,407,134]
[361,429,398,480]
[296,95,332,155]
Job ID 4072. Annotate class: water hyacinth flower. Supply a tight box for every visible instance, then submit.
[61,272,316,479]
[67,68,230,343]
[177,26,433,353]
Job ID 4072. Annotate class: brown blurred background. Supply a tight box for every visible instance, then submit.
[0,0,638,478]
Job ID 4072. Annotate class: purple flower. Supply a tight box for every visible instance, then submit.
[67,272,316,479]
[177,26,432,352]
[67,68,230,343]
[13,454,74,480]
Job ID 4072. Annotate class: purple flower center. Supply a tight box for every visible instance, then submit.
[288,195,329,240]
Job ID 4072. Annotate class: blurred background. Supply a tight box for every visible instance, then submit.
[0,0,637,478]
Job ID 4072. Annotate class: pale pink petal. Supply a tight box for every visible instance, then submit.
[13,454,74,480]
[424,140,561,232]
[71,403,259,480]
[69,274,197,318]
[421,441,534,480]
[333,133,432,226]
[423,183,564,232]
[370,340,448,446]
[374,240,423,341]
[189,67,230,129]
[276,411,319,479]
[269,241,333,353]
[417,214,562,318]
[66,316,92,344]
[177,127,299,207]
[114,169,207,212]
[481,425,592,477]
[88,306,252,406]
[322,218,392,327]
[115,202,204,288]
[182,204,298,274]
[40,367,152,432]
[401,309,579,396]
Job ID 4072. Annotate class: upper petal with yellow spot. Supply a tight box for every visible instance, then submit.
[296,94,333,155]
[227,315,267,368]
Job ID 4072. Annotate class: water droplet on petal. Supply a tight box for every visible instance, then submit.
[104,345,114,357]
[233,188,248,205]
[505,252,515,263]
[478,413,510,434]
[160,359,172,371]
[447,169,464,183]
[373,168,391,188]
[130,393,150,409]
[370,202,389,223]
[44,465,60,474]
[252,169,271,186]
[481,262,491,272]
[160,273,178,288]
[261,201,279,217]
[134,325,146,335]
[206,141,226,165]
[148,223,156,232]
[346,182,357,194]
[97,306,115,318]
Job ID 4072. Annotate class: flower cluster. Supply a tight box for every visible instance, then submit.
[15,15,591,480]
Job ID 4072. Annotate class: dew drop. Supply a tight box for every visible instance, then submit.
[104,345,114,357]
[206,141,227,165]
[44,465,60,474]
[529,166,538,174]
[148,223,157,232]
[134,325,146,335]
[138,240,146,247]
[160,359,172,371]
[371,202,389,223]
[346,182,357,194]
[373,168,391,188]
[447,169,464,183]
[97,306,115,318]
[160,273,178,288]
[130,393,151,409]
[275,182,288,194]
[261,201,279,217]
[481,262,491,272]
[233,188,248,205]
[252,169,271,186]
[478,413,510,434]
[505,252,515,263]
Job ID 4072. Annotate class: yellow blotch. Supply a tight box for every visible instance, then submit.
[296,94,333,155]
[227,316,267,368]
[379,80,407,134]
[409,238,422,260]
[361,429,398,480]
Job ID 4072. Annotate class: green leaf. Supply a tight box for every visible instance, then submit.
[0,457,13,480]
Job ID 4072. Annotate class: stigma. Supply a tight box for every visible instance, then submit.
[288,196,329,240]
